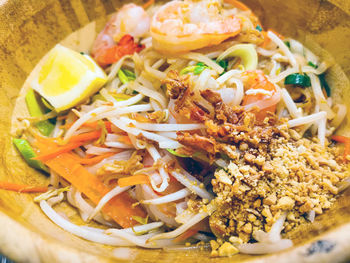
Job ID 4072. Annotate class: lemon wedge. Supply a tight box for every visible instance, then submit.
[31,44,107,112]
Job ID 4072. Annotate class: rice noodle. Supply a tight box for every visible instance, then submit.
[86,145,120,155]
[171,170,213,200]
[216,70,241,85]
[132,82,167,109]
[148,212,208,241]
[147,145,169,192]
[87,186,131,221]
[238,239,293,255]
[281,88,302,118]
[267,31,297,68]
[308,73,335,119]
[285,111,327,128]
[40,200,132,246]
[318,115,326,146]
[104,142,134,149]
[109,117,182,149]
[124,118,205,131]
[108,55,132,82]
[141,188,191,205]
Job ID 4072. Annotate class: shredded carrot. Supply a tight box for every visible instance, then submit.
[43,152,146,228]
[173,228,199,243]
[69,130,102,143]
[331,135,349,144]
[0,181,48,193]
[68,152,116,165]
[143,0,155,9]
[118,174,150,187]
[33,141,84,162]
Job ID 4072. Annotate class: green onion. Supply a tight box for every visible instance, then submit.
[256,25,263,32]
[319,73,331,97]
[307,61,318,69]
[122,69,136,80]
[13,138,48,173]
[166,149,189,158]
[284,41,291,48]
[193,65,207,75]
[25,89,55,136]
[196,62,206,67]
[118,69,129,84]
[284,73,311,87]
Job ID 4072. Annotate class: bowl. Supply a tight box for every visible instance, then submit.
[0,0,350,262]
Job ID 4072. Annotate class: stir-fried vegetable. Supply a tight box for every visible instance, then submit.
[319,73,331,97]
[25,89,55,136]
[13,138,48,172]
[118,68,136,84]
[217,44,258,71]
[284,73,311,87]
[166,149,190,158]
[41,152,146,228]
[118,174,150,187]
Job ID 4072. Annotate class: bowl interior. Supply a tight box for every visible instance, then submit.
[0,0,350,262]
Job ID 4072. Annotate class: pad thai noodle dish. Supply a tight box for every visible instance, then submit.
[9,0,350,257]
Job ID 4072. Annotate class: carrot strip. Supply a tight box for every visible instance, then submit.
[0,181,48,193]
[44,153,146,228]
[69,130,102,143]
[118,175,150,187]
[143,0,154,9]
[33,142,84,162]
[68,152,116,165]
[173,228,199,243]
[331,135,349,143]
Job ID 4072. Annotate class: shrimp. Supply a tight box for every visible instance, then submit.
[91,4,150,66]
[241,70,281,121]
[150,0,242,53]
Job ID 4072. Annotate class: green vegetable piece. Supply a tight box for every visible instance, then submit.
[284,73,311,87]
[193,66,207,75]
[216,44,258,71]
[196,62,206,67]
[284,41,291,48]
[166,149,189,158]
[217,60,228,75]
[180,66,197,75]
[35,121,55,137]
[256,25,263,32]
[25,89,44,117]
[13,138,48,173]
[319,73,331,97]
[25,89,55,136]
[123,69,136,80]
[307,61,318,69]
[118,69,129,84]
